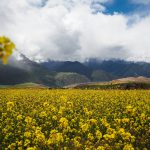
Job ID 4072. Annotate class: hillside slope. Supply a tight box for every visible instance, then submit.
[0,53,57,86]
[68,77,150,90]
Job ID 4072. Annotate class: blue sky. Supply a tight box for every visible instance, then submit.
[104,0,138,14]
[95,0,150,15]
[0,0,150,62]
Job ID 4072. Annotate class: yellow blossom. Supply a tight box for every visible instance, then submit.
[73,137,81,148]
[103,133,115,140]
[122,118,130,123]
[43,102,49,107]
[17,115,23,120]
[81,123,89,132]
[7,101,14,111]
[48,130,64,145]
[26,147,37,150]
[0,89,149,149]
[96,130,102,140]
[59,117,69,128]
[24,139,30,147]
[97,146,105,150]
[25,116,32,124]
[89,119,97,125]
[88,133,94,141]
[24,131,31,138]
[52,115,57,120]
[39,111,47,118]
[123,144,134,150]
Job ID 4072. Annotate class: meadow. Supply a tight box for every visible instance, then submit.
[0,89,150,150]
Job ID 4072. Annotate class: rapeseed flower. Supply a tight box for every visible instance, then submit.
[59,117,69,128]
[48,130,64,145]
[0,89,149,149]
[24,131,31,138]
[6,101,14,111]
[123,144,134,150]
[80,123,89,132]
[96,130,102,140]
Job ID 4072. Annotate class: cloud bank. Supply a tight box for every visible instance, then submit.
[0,0,150,62]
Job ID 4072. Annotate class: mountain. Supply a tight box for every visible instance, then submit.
[0,53,57,87]
[0,54,150,87]
[55,72,90,87]
[0,53,90,87]
[85,59,150,78]
[41,59,150,82]
[91,70,116,82]
[41,61,92,78]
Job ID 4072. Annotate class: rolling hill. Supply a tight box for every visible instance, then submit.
[69,77,150,90]
[0,83,48,89]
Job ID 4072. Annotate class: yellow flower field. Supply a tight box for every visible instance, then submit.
[0,89,150,150]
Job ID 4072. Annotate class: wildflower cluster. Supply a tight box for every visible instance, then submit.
[0,89,149,149]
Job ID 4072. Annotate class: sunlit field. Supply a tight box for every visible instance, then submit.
[0,89,150,150]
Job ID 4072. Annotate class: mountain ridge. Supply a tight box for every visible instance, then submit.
[0,53,150,87]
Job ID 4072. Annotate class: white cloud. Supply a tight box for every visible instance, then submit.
[0,0,150,62]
